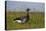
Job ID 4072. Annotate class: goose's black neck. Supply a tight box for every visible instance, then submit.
[26,8,30,22]
[26,8,30,17]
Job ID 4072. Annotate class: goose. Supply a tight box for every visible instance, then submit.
[13,8,30,23]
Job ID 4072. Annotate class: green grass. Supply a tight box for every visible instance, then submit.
[6,12,45,30]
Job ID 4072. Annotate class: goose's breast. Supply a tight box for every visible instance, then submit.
[22,18,27,23]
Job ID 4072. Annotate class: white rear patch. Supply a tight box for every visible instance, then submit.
[16,20,22,23]
[13,18,27,23]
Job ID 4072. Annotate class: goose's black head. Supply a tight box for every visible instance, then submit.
[27,8,30,12]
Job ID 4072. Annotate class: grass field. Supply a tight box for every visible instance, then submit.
[6,11,45,30]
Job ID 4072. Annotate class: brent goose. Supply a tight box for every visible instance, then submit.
[13,8,30,23]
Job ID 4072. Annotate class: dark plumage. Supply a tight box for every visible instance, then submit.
[13,8,30,23]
